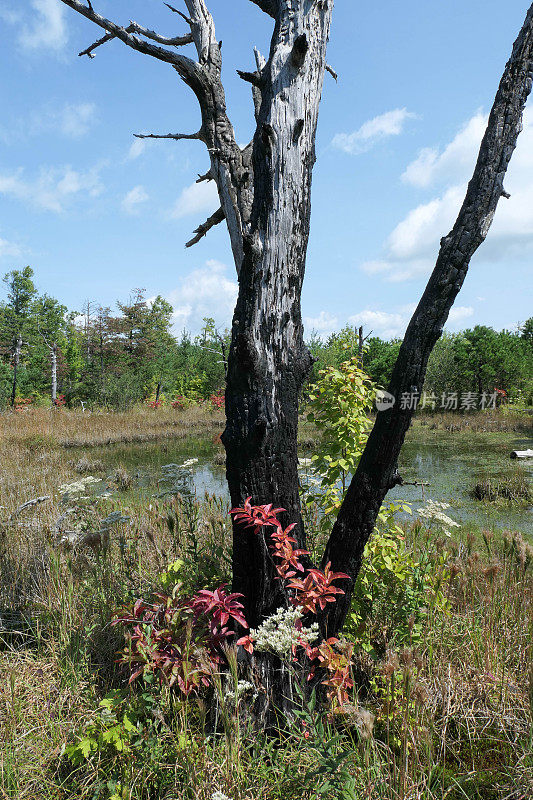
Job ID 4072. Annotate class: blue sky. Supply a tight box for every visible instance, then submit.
[0,0,531,338]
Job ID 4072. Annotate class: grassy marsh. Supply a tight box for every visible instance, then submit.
[0,407,532,799]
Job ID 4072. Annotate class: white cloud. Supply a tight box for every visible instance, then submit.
[347,302,471,340]
[348,309,408,340]
[387,185,463,261]
[170,180,219,220]
[363,104,533,281]
[166,259,238,334]
[19,0,68,51]
[0,165,103,213]
[448,306,474,325]
[0,235,23,260]
[402,112,487,188]
[304,311,338,337]
[122,185,149,216]
[332,108,417,155]
[128,138,147,160]
[58,103,96,138]
[0,102,97,144]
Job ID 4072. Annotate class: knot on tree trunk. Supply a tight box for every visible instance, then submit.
[291,34,309,69]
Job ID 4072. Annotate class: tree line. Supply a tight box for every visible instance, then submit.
[1,266,531,410]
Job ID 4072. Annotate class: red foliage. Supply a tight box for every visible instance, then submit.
[191,586,248,630]
[230,499,354,706]
[304,638,354,706]
[286,562,349,614]
[210,391,225,409]
[13,397,32,412]
[53,394,66,408]
[115,496,354,706]
[171,396,186,410]
[113,586,247,695]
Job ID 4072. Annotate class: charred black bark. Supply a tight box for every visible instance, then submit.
[323,3,533,636]
[223,2,333,627]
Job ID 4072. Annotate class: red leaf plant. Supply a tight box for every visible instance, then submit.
[114,498,354,706]
[210,391,225,409]
[231,499,353,706]
[113,585,248,696]
[304,638,355,707]
[13,397,32,412]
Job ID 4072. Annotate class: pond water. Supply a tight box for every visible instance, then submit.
[85,429,533,538]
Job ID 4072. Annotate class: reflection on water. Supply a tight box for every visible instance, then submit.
[87,432,533,537]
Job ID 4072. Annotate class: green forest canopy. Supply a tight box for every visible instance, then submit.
[1,267,531,409]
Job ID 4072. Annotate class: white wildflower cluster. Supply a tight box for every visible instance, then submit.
[211,792,232,800]
[417,499,460,537]
[223,679,255,703]
[249,607,319,656]
[180,458,199,468]
[59,476,101,500]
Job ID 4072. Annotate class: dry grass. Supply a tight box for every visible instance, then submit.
[0,651,94,799]
[471,471,532,505]
[0,405,224,449]
[416,410,533,435]
[0,409,532,799]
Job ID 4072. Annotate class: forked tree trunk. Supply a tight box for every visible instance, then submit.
[58,0,533,708]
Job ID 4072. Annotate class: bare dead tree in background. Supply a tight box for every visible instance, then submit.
[57,1,533,669]
[10,333,22,408]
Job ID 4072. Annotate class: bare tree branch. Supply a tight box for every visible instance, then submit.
[134,131,203,141]
[165,3,193,25]
[185,206,225,247]
[129,21,193,47]
[183,0,217,61]
[60,0,199,72]
[79,22,192,59]
[196,169,214,182]
[8,496,51,522]
[325,64,338,81]
[60,0,250,275]
[249,0,278,18]
[251,48,267,119]
[79,30,114,58]
[236,69,263,86]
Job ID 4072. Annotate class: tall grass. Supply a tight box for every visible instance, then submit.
[0,409,532,799]
[0,405,224,449]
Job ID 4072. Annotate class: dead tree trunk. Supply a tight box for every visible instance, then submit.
[222,5,333,627]
[10,333,22,407]
[322,3,533,636]
[58,0,333,629]
[51,343,58,405]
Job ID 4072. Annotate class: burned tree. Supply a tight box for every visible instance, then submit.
[57,1,533,643]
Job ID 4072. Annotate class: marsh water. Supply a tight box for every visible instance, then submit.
[84,426,533,538]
